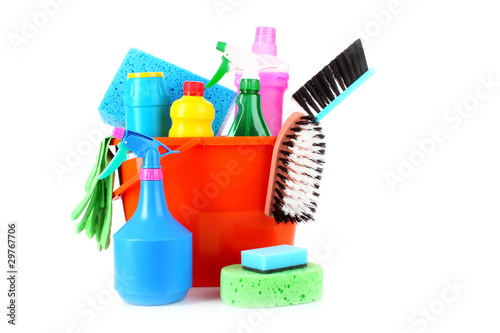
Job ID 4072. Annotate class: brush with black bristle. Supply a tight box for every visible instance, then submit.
[265,39,373,224]
[265,112,326,224]
[292,39,374,122]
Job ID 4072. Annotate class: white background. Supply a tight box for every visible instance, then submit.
[1,0,500,332]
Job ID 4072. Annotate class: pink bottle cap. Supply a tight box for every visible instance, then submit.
[252,26,277,56]
[112,127,125,140]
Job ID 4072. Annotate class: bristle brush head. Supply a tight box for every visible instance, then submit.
[270,115,326,224]
[292,39,370,118]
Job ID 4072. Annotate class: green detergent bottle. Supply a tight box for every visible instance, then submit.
[228,78,270,137]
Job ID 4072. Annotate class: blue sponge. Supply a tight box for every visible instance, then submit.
[98,48,236,135]
[241,245,308,274]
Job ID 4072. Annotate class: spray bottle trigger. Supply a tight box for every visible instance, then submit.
[158,141,180,158]
[206,56,231,88]
[98,142,128,179]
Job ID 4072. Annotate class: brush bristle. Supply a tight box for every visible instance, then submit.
[292,39,369,117]
[272,115,326,224]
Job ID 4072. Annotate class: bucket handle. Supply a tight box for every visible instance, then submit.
[112,137,201,200]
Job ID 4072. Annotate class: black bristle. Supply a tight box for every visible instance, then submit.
[279,158,289,165]
[300,115,316,121]
[277,173,288,182]
[273,207,287,224]
[278,165,288,174]
[273,211,283,223]
[276,180,286,190]
[321,66,341,97]
[304,80,327,109]
[329,59,347,91]
[283,141,294,147]
[345,42,362,78]
[336,54,354,87]
[312,74,334,103]
[280,149,291,157]
[275,188,285,200]
[302,213,314,222]
[353,39,369,73]
[292,90,313,117]
[274,196,285,207]
[299,86,321,114]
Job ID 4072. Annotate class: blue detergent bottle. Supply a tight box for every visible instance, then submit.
[99,127,192,305]
[125,72,172,137]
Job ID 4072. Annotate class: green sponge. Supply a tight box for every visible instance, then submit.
[220,263,323,308]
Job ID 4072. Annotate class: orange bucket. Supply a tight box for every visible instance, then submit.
[113,136,296,287]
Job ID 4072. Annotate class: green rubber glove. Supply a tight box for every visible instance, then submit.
[71,136,115,251]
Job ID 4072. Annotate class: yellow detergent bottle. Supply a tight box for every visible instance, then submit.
[169,81,215,137]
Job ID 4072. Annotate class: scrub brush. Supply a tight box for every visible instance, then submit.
[265,112,325,224]
[265,39,374,224]
[292,39,374,121]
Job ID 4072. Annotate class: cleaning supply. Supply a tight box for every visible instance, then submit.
[98,128,192,305]
[241,245,307,274]
[228,77,270,136]
[169,81,215,137]
[265,112,326,224]
[234,27,289,136]
[125,72,171,137]
[70,136,114,251]
[220,263,323,307]
[292,39,375,121]
[266,39,374,224]
[98,48,236,136]
[206,42,280,137]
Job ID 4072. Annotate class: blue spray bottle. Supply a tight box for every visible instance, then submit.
[99,128,192,305]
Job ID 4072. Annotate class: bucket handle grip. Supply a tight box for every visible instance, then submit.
[111,137,201,199]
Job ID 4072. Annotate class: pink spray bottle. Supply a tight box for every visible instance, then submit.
[234,26,289,136]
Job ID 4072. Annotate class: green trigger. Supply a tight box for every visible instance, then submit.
[206,56,231,89]
[98,142,128,180]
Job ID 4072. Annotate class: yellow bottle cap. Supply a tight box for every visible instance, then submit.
[127,72,164,79]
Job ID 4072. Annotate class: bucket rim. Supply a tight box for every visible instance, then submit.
[110,136,277,147]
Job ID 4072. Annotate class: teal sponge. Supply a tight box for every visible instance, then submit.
[242,245,308,273]
[220,263,323,308]
[98,48,236,135]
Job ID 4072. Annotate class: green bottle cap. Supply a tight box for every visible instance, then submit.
[239,78,260,91]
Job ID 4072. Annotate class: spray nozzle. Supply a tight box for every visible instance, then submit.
[98,128,179,180]
[206,42,278,89]
[216,41,227,52]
